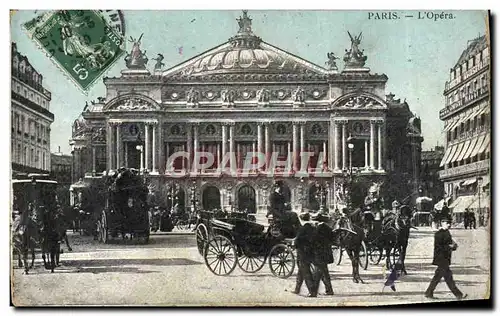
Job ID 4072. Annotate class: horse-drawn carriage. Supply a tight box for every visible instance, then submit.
[97,168,150,243]
[70,168,150,244]
[11,174,66,273]
[195,210,297,278]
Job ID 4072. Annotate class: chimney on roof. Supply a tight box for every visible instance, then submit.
[58,146,61,153]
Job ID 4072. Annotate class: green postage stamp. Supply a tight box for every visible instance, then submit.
[23,10,125,92]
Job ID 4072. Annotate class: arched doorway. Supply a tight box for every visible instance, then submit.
[237,185,256,213]
[202,186,221,211]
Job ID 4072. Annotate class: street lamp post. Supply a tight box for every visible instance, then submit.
[136,145,144,172]
[344,139,355,209]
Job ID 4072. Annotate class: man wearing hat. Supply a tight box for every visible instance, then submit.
[364,186,382,234]
[292,212,317,297]
[424,216,467,300]
[269,181,287,220]
[311,212,335,296]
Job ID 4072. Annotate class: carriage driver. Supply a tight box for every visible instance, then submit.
[268,181,288,221]
[364,186,383,233]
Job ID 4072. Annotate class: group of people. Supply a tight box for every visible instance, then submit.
[463,208,477,229]
[265,181,468,300]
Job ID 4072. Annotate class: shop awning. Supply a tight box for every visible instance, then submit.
[463,136,479,160]
[466,194,490,209]
[478,134,490,155]
[450,195,477,213]
[440,146,454,167]
[434,197,452,211]
[444,145,459,165]
[462,178,477,186]
[470,134,486,158]
[444,117,459,132]
[456,139,472,162]
[449,141,465,164]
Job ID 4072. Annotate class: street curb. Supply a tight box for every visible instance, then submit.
[151,232,195,236]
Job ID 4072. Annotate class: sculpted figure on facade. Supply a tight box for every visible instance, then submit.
[153,53,165,71]
[124,34,148,69]
[340,96,380,108]
[186,88,200,105]
[344,31,368,68]
[292,86,305,104]
[115,98,153,111]
[256,88,270,104]
[221,89,236,105]
[326,52,339,70]
[91,127,106,143]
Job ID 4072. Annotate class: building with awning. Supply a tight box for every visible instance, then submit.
[439,34,490,227]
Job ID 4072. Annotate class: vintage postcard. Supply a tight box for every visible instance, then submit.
[10,10,491,307]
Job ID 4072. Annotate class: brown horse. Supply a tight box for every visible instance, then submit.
[327,208,366,283]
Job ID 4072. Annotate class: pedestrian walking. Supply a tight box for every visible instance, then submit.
[291,213,317,297]
[424,216,467,300]
[311,213,334,296]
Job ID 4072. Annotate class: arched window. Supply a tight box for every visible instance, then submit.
[241,124,252,135]
[276,124,286,135]
[170,125,181,135]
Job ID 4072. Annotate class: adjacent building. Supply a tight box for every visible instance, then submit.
[70,11,423,218]
[421,145,445,203]
[439,35,491,225]
[51,147,73,208]
[11,43,53,177]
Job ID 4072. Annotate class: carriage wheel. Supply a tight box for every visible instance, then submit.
[196,224,208,256]
[203,235,237,276]
[237,250,266,273]
[332,245,343,265]
[268,244,295,279]
[369,246,383,265]
[101,211,109,244]
[358,241,369,270]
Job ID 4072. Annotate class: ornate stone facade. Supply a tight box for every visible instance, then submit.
[70,11,422,217]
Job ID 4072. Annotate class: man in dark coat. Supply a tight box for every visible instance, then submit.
[269,181,287,219]
[292,213,317,297]
[441,202,451,222]
[424,216,467,300]
[311,213,334,295]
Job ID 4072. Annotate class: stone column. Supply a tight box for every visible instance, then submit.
[257,122,263,170]
[341,121,347,170]
[92,146,96,174]
[364,140,369,169]
[323,141,327,169]
[125,144,128,168]
[264,123,270,170]
[186,124,192,171]
[334,121,340,171]
[157,122,163,173]
[300,122,306,171]
[370,120,376,169]
[193,123,199,173]
[152,122,157,173]
[252,141,256,170]
[292,122,299,171]
[221,123,227,168]
[229,123,235,171]
[377,121,382,170]
[287,141,292,171]
[381,120,386,171]
[116,123,121,169]
[107,122,113,170]
[144,123,149,171]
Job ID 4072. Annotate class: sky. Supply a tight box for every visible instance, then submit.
[10,10,488,154]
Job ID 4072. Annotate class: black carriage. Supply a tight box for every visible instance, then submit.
[97,169,150,244]
[199,214,296,278]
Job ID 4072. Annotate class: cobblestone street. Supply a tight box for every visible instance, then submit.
[11,226,490,306]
